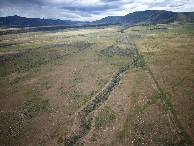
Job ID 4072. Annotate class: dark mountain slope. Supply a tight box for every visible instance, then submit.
[96,16,122,24]
[120,10,178,25]
[178,12,194,22]
[95,10,194,25]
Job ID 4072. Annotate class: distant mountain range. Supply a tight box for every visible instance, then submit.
[0,10,194,28]
[94,10,194,25]
[0,15,82,28]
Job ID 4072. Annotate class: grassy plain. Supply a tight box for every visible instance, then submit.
[0,24,193,145]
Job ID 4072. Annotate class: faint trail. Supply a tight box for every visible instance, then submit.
[141,53,193,144]
[64,55,144,146]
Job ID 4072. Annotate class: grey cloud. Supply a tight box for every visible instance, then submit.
[0,0,193,21]
[61,5,118,13]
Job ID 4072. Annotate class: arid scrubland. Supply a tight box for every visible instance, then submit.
[0,24,193,145]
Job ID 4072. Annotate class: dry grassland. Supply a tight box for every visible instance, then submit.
[0,24,193,145]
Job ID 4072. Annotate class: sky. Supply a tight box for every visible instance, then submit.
[0,0,193,21]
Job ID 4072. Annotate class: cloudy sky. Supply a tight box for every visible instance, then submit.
[0,0,193,21]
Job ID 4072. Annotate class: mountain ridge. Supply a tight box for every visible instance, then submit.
[94,10,194,25]
[0,10,194,28]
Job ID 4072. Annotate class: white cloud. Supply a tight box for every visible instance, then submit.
[137,0,165,3]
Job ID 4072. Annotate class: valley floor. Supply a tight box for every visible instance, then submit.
[0,24,193,145]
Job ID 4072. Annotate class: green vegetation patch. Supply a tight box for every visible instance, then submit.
[95,106,115,129]
[12,98,48,119]
[1,97,49,141]
[83,90,98,104]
